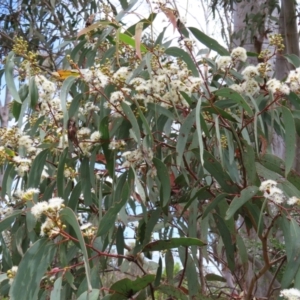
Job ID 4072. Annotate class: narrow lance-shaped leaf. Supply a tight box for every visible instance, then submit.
[97,183,129,237]
[60,76,77,130]
[161,7,177,32]
[77,21,118,37]
[153,158,171,207]
[188,27,229,56]
[225,186,259,220]
[282,106,296,177]
[9,239,56,300]
[60,208,92,292]
[176,108,196,166]
[121,102,141,144]
[5,52,22,103]
[142,237,206,252]
[135,22,143,60]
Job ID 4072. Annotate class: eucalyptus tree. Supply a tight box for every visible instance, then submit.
[1,1,300,300]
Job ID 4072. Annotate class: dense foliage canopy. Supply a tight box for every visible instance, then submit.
[1,0,300,299]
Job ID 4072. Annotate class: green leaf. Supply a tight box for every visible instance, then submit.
[9,239,56,300]
[5,52,22,103]
[27,149,49,188]
[50,277,62,300]
[188,27,229,56]
[109,275,155,299]
[195,97,204,165]
[0,210,22,233]
[284,54,300,68]
[153,158,171,207]
[225,186,259,220]
[242,142,259,185]
[116,225,125,266]
[156,284,188,300]
[60,208,92,291]
[205,273,226,282]
[1,163,14,198]
[68,181,81,210]
[214,88,253,116]
[165,47,198,77]
[213,213,235,271]
[125,13,157,36]
[120,0,128,9]
[142,237,206,252]
[60,76,77,130]
[281,219,300,288]
[154,257,162,287]
[202,194,227,219]
[165,250,174,283]
[57,147,68,198]
[100,116,114,176]
[97,183,129,237]
[121,102,141,144]
[282,106,296,177]
[148,103,175,120]
[80,157,92,205]
[201,150,239,193]
[118,32,147,53]
[176,109,196,166]
[29,77,39,109]
[77,289,100,300]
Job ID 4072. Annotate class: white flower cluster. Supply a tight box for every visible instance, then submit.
[80,222,96,237]
[78,129,102,157]
[286,68,300,93]
[231,47,248,62]
[13,156,32,176]
[217,47,247,70]
[14,188,39,201]
[121,147,153,169]
[35,75,63,119]
[7,266,18,284]
[259,180,299,206]
[229,65,260,96]
[109,139,126,150]
[217,56,232,69]
[280,288,300,300]
[81,67,108,89]
[259,180,285,204]
[267,79,290,95]
[104,89,132,118]
[31,197,64,237]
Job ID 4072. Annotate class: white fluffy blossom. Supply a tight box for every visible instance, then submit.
[229,84,243,94]
[267,79,290,95]
[22,188,40,201]
[280,288,300,300]
[217,56,232,69]
[287,196,300,206]
[48,197,64,210]
[231,47,247,62]
[242,66,259,80]
[259,180,277,191]
[80,222,92,230]
[286,68,300,92]
[109,139,126,150]
[259,180,286,204]
[241,79,260,96]
[90,131,101,141]
[31,201,49,219]
[77,127,91,138]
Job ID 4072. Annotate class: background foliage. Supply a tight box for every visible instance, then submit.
[1,0,300,299]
